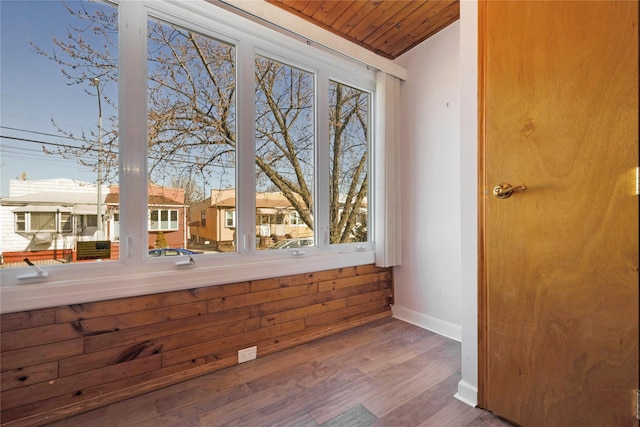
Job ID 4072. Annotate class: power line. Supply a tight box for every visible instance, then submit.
[0,133,236,171]
[0,125,93,142]
[0,134,105,154]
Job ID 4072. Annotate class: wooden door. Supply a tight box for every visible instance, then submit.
[479,1,638,426]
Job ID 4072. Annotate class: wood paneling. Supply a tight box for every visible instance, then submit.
[265,0,460,59]
[0,265,392,426]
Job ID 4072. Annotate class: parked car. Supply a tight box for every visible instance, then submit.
[148,248,203,257]
[268,238,314,250]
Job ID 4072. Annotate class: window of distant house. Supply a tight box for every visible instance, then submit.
[225,210,236,228]
[290,211,302,226]
[0,0,118,267]
[30,212,56,232]
[201,210,206,227]
[84,215,98,228]
[13,210,72,234]
[14,213,26,232]
[60,212,73,233]
[149,209,178,231]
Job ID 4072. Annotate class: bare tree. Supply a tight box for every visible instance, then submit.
[35,1,369,242]
[329,82,369,243]
[255,56,315,229]
[169,176,205,206]
[30,1,119,182]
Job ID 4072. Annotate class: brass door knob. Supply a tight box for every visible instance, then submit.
[493,183,527,199]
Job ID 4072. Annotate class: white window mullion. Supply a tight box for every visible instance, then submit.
[315,73,330,248]
[119,0,148,264]
[236,41,256,254]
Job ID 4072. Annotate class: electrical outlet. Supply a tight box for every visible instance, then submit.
[238,346,257,363]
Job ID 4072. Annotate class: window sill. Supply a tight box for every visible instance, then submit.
[0,249,375,313]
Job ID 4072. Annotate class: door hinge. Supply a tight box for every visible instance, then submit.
[636,390,640,420]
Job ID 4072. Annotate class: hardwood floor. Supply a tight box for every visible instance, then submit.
[46,318,513,426]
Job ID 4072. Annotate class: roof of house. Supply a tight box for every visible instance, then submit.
[105,193,186,206]
[0,192,101,206]
[211,196,304,211]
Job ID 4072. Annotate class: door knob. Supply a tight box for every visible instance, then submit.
[493,183,527,199]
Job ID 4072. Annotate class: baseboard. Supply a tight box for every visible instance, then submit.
[454,379,478,407]
[391,304,461,342]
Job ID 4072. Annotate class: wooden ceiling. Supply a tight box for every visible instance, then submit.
[265,0,460,59]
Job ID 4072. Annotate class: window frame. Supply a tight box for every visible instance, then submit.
[148,209,179,231]
[225,210,236,229]
[0,0,377,312]
[13,210,73,234]
[14,212,26,232]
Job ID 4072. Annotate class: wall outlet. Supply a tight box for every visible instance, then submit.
[238,346,257,363]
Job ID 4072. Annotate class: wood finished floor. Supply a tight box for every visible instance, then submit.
[46,318,513,427]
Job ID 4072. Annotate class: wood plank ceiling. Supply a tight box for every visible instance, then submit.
[265,0,460,59]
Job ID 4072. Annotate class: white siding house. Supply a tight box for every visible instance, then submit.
[0,178,108,264]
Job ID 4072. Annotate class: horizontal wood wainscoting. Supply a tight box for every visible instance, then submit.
[0,264,392,426]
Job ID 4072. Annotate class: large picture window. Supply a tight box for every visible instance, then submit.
[1,0,377,299]
[13,210,73,234]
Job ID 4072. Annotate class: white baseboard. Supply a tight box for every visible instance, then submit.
[391,305,462,342]
[454,380,478,407]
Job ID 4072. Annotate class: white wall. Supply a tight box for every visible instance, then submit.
[392,1,479,407]
[393,21,462,341]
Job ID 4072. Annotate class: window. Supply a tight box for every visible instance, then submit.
[290,211,301,226]
[13,210,72,233]
[149,209,178,231]
[1,0,378,302]
[225,210,235,228]
[147,15,236,253]
[85,215,98,228]
[329,81,370,244]
[15,213,26,232]
[30,212,56,232]
[255,56,315,248]
[60,212,72,233]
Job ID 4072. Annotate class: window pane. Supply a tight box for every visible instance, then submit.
[15,213,26,232]
[329,81,369,244]
[147,18,236,254]
[170,210,178,230]
[150,211,159,231]
[255,56,314,250]
[85,215,98,228]
[1,1,118,267]
[30,212,56,232]
[160,210,169,230]
[60,212,72,233]
[225,210,235,228]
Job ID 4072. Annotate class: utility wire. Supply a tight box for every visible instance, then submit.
[0,132,235,170]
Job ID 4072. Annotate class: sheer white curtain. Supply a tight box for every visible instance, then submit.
[374,71,402,267]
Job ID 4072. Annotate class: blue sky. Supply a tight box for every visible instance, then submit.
[0,0,118,197]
